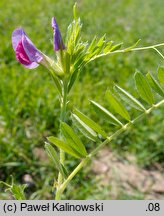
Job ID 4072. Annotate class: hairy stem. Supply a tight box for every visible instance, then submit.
[55,80,68,200]
[59,99,164,195]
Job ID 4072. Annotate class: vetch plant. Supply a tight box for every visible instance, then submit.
[3,3,164,200]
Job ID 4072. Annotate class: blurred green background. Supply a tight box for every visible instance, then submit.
[0,0,163,199]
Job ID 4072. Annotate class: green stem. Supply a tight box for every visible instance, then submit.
[58,99,164,195]
[88,43,164,62]
[56,157,90,196]
[152,48,164,59]
[55,79,68,200]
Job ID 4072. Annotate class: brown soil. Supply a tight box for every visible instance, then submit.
[91,148,164,199]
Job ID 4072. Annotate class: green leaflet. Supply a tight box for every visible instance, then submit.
[109,43,123,52]
[72,113,98,141]
[87,36,97,52]
[158,67,164,86]
[10,184,26,200]
[103,41,113,54]
[45,143,67,178]
[135,71,154,105]
[105,90,130,121]
[71,42,86,65]
[68,69,79,92]
[84,35,106,62]
[73,109,107,138]
[66,18,82,56]
[63,52,70,74]
[73,2,78,20]
[47,136,83,159]
[61,122,87,157]
[114,85,146,111]
[90,100,123,126]
[0,176,26,200]
[146,72,164,97]
[124,39,141,52]
[65,23,72,48]
[50,72,62,97]
[97,35,106,48]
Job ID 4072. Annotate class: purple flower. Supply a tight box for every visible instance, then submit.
[52,17,65,51]
[12,28,43,69]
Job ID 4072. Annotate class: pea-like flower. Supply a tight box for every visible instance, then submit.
[12,18,65,74]
[12,28,43,69]
[52,17,65,51]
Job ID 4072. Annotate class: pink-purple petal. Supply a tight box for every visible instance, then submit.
[24,62,39,69]
[12,28,43,69]
[15,40,39,69]
[15,40,31,65]
[12,28,25,51]
[22,35,43,63]
[52,17,65,51]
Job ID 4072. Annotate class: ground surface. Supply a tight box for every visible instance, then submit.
[92,148,164,199]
